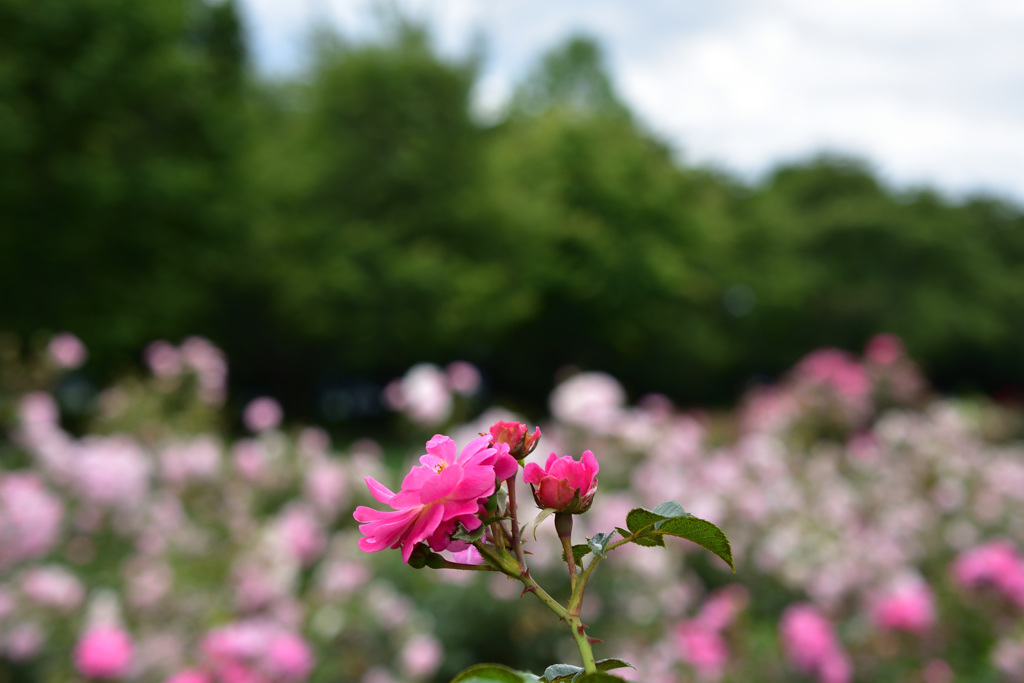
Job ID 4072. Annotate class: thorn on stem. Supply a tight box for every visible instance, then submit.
[587,637,604,645]
[519,586,537,598]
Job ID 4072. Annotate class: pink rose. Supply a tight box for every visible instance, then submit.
[73,627,133,679]
[488,421,541,461]
[523,451,599,514]
[354,435,515,563]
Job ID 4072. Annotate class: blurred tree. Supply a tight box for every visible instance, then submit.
[229,23,537,409]
[511,34,629,118]
[0,0,248,371]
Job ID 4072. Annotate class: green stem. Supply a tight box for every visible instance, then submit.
[506,472,528,571]
[560,534,578,592]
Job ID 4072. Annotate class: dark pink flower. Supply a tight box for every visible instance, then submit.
[354,435,515,563]
[523,451,599,514]
[488,420,541,460]
[73,627,133,679]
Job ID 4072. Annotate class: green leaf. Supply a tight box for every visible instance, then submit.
[588,531,615,559]
[531,508,558,541]
[565,543,591,568]
[650,501,692,526]
[542,663,583,682]
[452,523,485,543]
[594,658,634,673]
[623,501,734,572]
[624,509,665,547]
[451,663,542,682]
[572,674,626,682]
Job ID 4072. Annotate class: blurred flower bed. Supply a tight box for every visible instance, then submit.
[2,333,1024,682]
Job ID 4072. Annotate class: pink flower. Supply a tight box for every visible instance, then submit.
[163,670,210,683]
[48,332,87,369]
[523,451,599,514]
[266,633,314,683]
[354,435,515,563]
[243,397,283,433]
[74,627,134,679]
[865,333,904,366]
[0,472,65,568]
[953,540,1024,607]
[400,634,443,678]
[870,578,935,633]
[780,604,850,683]
[488,420,541,460]
[677,621,729,678]
[446,361,481,396]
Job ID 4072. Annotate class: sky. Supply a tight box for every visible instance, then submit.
[238,0,1024,203]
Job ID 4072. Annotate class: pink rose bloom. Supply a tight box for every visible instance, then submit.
[953,540,1022,588]
[145,341,183,378]
[74,627,134,679]
[354,435,516,563]
[871,578,936,633]
[489,421,541,460]
[446,361,481,396]
[164,671,210,683]
[865,333,904,366]
[677,621,728,677]
[48,332,87,369]
[266,633,314,683]
[0,472,65,568]
[523,451,599,514]
[780,604,850,683]
[400,634,443,678]
[243,397,283,433]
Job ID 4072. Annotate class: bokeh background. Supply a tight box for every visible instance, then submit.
[2,0,1024,681]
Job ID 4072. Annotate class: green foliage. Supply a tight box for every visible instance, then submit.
[541,659,634,682]
[451,663,542,682]
[623,502,735,572]
[5,10,1024,415]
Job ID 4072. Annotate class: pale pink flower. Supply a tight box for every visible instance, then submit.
[304,457,348,520]
[354,435,515,563]
[275,503,326,566]
[74,627,134,679]
[549,372,625,433]
[870,577,935,633]
[232,439,268,481]
[20,565,84,611]
[523,451,599,514]
[0,472,64,568]
[180,337,227,404]
[72,436,151,508]
[317,561,371,598]
[243,397,283,433]
[446,361,481,396]
[145,341,183,378]
[677,621,728,678]
[449,546,484,565]
[5,623,43,661]
[390,364,453,426]
[400,634,442,678]
[48,332,87,369]
[160,437,221,485]
[202,621,313,683]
